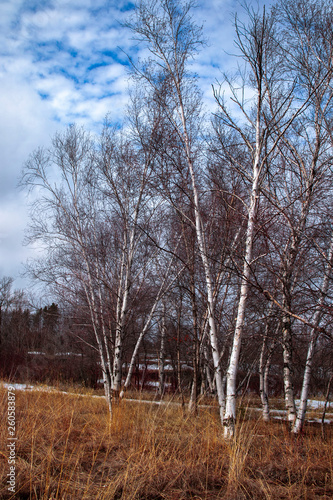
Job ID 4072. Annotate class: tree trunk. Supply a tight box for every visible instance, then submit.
[224,163,260,438]
[158,303,167,397]
[178,98,225,425]
[259,333,270,422]
[188,280,199,414]
[281,302,296,424]
[176,301,185,408]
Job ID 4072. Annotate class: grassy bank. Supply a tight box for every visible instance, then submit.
[0,386,332,499]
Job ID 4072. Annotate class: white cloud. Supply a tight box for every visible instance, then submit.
[0,1,136,290]
[0,73,60,288]
[0,195,41,288]
[67,28,97,49]
[92,63,126,84]
[0,0,262,292]
[0,77,57,183]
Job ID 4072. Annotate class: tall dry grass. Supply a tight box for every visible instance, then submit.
[0,385,332,499]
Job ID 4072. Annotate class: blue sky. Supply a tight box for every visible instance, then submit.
[0,0,241,290]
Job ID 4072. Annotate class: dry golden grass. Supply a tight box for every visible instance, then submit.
[0,386,332,499]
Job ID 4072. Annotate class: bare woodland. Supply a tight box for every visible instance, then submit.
[3,0,333,439]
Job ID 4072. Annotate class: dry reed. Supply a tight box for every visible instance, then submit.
[0,385,332,499]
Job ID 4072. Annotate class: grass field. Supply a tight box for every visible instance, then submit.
[0,384,332,499]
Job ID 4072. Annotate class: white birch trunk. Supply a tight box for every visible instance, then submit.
[75,228,114,415]
[158,303,167,396]
[66,174,115,415]
[176,302,185,408]
[92,228,114,412]
[259,332,270,422]
[282,307,297,423]
[84,282,113,415]
[188,280,199,414]
[113,197,143,397]
[203,342,214,394]
[113,234,133,397]
[113,255,128,396]
[178,98,226,426]
[224,162,260,438]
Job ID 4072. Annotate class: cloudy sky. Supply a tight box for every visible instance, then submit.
[0,0,245,291]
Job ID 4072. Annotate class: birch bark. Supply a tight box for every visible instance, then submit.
[224,163,260,437]
[158,303,167,397]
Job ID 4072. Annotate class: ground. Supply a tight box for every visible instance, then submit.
[0,383,332,499]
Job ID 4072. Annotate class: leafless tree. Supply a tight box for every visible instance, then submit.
[213,3,298,437]
[0,276,14,343]
[125,0,234,425]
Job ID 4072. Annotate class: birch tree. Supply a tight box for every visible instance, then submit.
[158,301,167,396]
[96,122,159,398]
[21,125,116,411]
[274,0,333,432]
[256,0,333,426]
[22,122,161,413]
[293,229,333,433]
[213,5,297,437]
[125,0,227,424]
